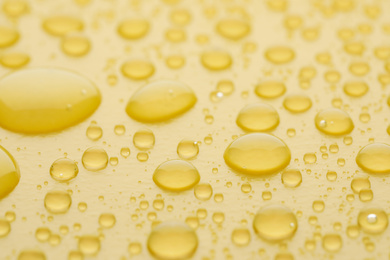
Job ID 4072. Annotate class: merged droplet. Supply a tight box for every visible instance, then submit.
[283,94,312,113]
[50,158,78,182]
[42,16,83,36]
[200,50,232,70]
[44,190,72,214]
[314,108,354,135]
[153,160,200,191]
[177,139,199,159]
[236,103,280,132]
[121,60,155,80]
[343,81,369,97]
[358,208,388,234]
[223,133,291,175]
[0,145,20,200]
[82,147,108,171]
[133,129,155,150]
[264,47,295,64]
[356,143,390,174]
[0,26,19,48]
[255,81,286,99]
[216,19,250,40]
[126,80,196,123]
[0,52,30,69]
[117,19,150,40]
[147,221,198,260]
[253,205,298,242]
[0,68,101,134]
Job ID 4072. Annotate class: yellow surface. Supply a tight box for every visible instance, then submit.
[0,0,390,259]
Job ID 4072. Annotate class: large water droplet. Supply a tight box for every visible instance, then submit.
[314,108,354,135]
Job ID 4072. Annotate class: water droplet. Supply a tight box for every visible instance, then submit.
[216,19,250,40]
[35,227,51,242]
[224,133,291,175]
[165,55,185,69]
[281,169,302,187]
[126,80,196,122]
[303,153,317,164]
[264,47,295,64]
[61,35,91,57]
[50,158,78,182]
[358,208,388,234]
[18,250,46,260]
[128,242,142,255]
[147,221,198,260]
[236,103,279,132]
[283,94,312,113]
[201,50,232,70]
[0,145,20,199]
[121,60,155,80]
[374,46,390,60]
[0,68,101,133]
[356,143,390,174]
[120,147,130,158]
[326,171,337,181]
[133,129,155,149]
[44,190,72,214]
[0,26,19,48]
[255,81,286,99]
[241,183,252,193]
[322,234,342,252]
[346,225,360,238]
[0,52,30,69]
[253,205,298,242]
[68,251,83,260]
[344,42,365,55]
[177,139,199,160]
[194,183,213,200]
[86,123,102,141]
[314,108,354,135]
[137,152,149,162]
[0,218,10,237]
[284,15,303,30]
[2,0,29,17]
[82,147,108,171]
[98,213,116,228]
[359,189,373,202]
[351,176,370,193]
[153,160,200,191]
[170,9,191,25]
[231,228,250,246]
[78,235,100,256]
[312,200,325,213]
[349,62,370,76]
[43,16,83,36]
[117,19,149,40]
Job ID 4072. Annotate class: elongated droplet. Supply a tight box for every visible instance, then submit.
[224,133,291,175]
[126,80,196,123]
[0,145,20,199]
[42,16,83,36]
[0,68,101,134]
[0,26,19,48]
[0,52,30,69]
[356,143,390,174]
[264,47,295,64]
[216,19,250,40]
[117,19,150,40]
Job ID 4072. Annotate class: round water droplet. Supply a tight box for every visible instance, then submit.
[61,35,91,57]
[314,108,354,135]
[343,81,369,97]
[0,68,101,133]
[18,250,46,260]
[283,94,312,113]
[322,234,342,252]
[0,218,11,237]
[194,183,213,200]
[231,228,251,246]
[264,47,295,64]
[86,123,102,141]
[117,19,149,40]
[147,221,198,260]
[312,200,325,213]
[82,147,108,171]
[128,242,142,255]
[356,143,390,174]
[98,213,116,228]
[133,129,155,150]
[78,235,100,256]
[121,60,155,80]
[255,81,286,99]
[50,158,78,182]
[358,208,388,234]
[253,205,298,242]
[177,139,199,159]
[303,153,317,164]
[35,227,51,242]
[216,19,250,40]
[126,80,196,123]
[224,133,291,175]
[0,52,30,69]
[0,145,20,199]
[42,16,83,36]
[236,103,280,132]
[153,160,200,191]
[44,190,72,214]
[326,171,337,181]
[216,80,234,95]
[281,169,302,187]
[201,50,232,70]
[0,26,19,48]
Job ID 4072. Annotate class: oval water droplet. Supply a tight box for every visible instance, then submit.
[314,108,354,135]
[356,143,390,174]
[236,103,280,132]
[0,145,20,200]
